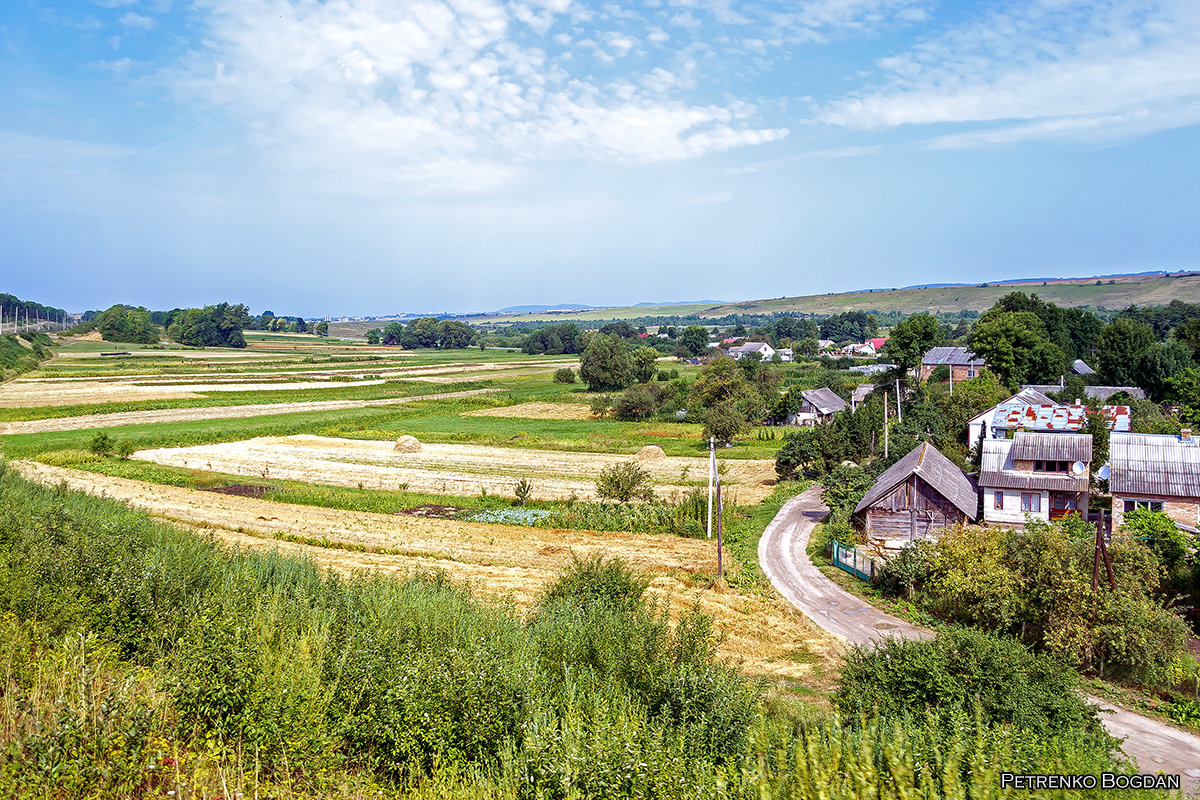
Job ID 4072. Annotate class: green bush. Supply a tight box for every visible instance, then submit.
[595,461,654,503]
[89,431,114,457]
[552,367,576,384]
[836,628,1110,748]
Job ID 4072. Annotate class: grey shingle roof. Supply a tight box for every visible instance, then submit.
[921,346,984,367]
[980,438,1089,491]
[800,387,847,415]
[1109,432,1200,498]
[1009,431,1093,462]
[1071,359,1096,375]
[854,442,979,520]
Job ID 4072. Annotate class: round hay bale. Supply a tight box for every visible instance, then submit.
[637,445,666,461]
[394,435,422,453]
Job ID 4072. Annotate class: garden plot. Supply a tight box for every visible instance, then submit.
[132,434,777,503]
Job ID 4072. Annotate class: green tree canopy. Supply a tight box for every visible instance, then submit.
[967,311,1067,388]
[887,313,944,375]
[1096,318,1155,386]
[679,325,709,356]
[579,333,633,392]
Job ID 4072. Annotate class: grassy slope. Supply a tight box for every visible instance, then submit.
[449,272,1198,323]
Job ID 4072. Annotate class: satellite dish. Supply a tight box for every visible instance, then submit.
[1097,464,1111,480]
[1071,461,1086,476]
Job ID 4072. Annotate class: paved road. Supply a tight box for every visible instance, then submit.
[759,486,1200,790]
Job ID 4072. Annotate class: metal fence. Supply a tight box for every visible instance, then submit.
[828,540,878,582]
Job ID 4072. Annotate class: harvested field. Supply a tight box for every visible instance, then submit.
[0,378,390,408]
[0,388,500,435]
[465,402,593,420]
[131,434,777,503]
[13,461,839,683]
[203,484,270,498]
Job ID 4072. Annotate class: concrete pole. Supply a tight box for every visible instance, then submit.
[706,437,715,540]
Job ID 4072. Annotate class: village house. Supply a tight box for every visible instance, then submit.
[966,388,1056,444]
[729,341,775,361]
[1109,430,1200,532]
[1071,359,1096,375]
[786,387,847,426]
[979,432,1092,525]
[840,342,876,357]
[817,339,835,351]
[985,402,1130,439]
[920,346,986,381]
[850,383,874,410]
[776,348,793,362]
[866,337,888,352]
[853,442,978,551]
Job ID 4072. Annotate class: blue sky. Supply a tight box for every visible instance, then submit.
[1,0,1198,316]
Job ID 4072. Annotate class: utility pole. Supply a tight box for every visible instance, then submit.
[883,391,889,460]
[895,379,902,424]
[949,364,954,396]
[715,461,724,581]
[706,437,715,540]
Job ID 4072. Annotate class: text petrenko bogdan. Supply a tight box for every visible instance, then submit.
[1001,773,1181,791]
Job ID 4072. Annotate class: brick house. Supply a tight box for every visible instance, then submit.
[920,346,985,381]
[1109,431,1200,532]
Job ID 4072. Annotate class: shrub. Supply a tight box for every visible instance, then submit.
[115,440,137,460]
[513,478,533,506]
[595,461,654,504]
[701,400,748,444]
[552,367,576,384]
[836,627,1109,747]
[537,554,649,614]
[588,394,612,419]
[89,431,113,457]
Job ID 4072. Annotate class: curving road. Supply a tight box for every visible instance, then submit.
[759,486,1200,790]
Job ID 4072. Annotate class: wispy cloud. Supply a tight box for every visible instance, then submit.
[160,0,792,195]
[818,0,1200,145]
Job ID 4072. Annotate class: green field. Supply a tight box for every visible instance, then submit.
[443,272,1199,324]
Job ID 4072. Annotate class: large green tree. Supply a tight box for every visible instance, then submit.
[630,346,660,383]
[887,313,944,376]
[679,325,709,356]
[579,333,633,392]
[967,312,1067,388]
[96,304,158,345]
[1096,318,1155,386]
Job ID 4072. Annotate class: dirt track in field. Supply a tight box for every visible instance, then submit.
[130,435,777,503]
[13,461,839,683]
[0,389,500,435]
[465,402,593,420]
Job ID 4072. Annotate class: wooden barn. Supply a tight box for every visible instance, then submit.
[853,442,979,550]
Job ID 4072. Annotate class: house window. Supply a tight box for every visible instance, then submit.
[967,368,976,378]
[1034,461,1069,473]
[1123,499,1163,513]
[1021,493,1041,513]
[993,491,1004,510]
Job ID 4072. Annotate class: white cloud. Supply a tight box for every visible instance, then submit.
[818,0,1200,145]
[163,0,785,195]
[119,12,156,30]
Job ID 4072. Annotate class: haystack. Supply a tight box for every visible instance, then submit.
[637,445,666,461]
[394,435,422,453]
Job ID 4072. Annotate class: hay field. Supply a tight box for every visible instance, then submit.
[14,460,839,683]
[0,378,392,408]
[131,434,777,503]
[466,401,593,420]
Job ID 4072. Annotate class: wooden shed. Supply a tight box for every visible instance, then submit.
[853,442,979,550]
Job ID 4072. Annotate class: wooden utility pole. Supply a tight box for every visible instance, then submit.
[1090,508,1116,623]
[883,391,889,460]
[715,468,724,581]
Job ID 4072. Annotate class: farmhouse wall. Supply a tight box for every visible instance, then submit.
[982,488,1050,525]
[1112,494,1200,530]
[862,475,966,548]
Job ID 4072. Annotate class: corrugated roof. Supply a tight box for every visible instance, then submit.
[991,403,1131,433]
[1010,431,1092,462]
[1071,359,1096,375]
[980,439,1090,491]
[1020,384,1147,401]
[1109,432,1200,498]
[922,346,985,367]
[854,442,979,519]
[800,387,847,415]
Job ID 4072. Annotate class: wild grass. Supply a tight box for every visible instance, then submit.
[0,465,1166,798]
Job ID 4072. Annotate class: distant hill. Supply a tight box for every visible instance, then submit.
[495,303,597,314]
[467,271,1198,323]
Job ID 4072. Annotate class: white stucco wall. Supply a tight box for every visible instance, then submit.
[982,488,1049,525]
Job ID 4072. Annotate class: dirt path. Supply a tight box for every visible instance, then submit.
[758,486,1200,788]
[12,461,840,683]
[0,388,499,435]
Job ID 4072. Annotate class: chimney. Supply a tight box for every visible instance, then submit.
[1183,429,1193,442]
[1075,399,1082,406]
